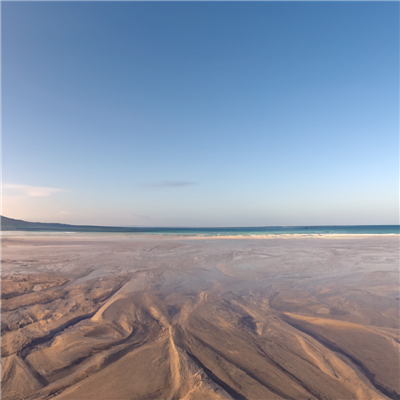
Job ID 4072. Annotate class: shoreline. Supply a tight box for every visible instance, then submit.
[1,231,399,240]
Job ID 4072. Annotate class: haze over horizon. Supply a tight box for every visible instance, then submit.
[2,2,399,227]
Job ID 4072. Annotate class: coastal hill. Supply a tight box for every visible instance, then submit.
[1,215,71,231]
[0,216,136,233]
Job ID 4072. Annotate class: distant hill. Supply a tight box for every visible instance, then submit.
[0,216,139,232]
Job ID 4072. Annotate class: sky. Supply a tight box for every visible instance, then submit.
[2,1,399,227]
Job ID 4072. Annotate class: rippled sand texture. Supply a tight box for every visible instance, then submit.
[1,234,399,400]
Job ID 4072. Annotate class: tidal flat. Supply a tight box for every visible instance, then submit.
[1,233,399,400]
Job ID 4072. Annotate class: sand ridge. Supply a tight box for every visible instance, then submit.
[1,234,399,399]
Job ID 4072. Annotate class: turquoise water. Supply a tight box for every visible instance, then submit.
[126,225,399,236]
[9,225,399,236]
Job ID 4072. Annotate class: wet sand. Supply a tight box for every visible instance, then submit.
[1,233,399,400]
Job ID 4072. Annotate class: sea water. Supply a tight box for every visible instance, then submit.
[2,225,399,236]
[127,225,400,236]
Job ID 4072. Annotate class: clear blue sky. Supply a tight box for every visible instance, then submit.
[2,2,399,227]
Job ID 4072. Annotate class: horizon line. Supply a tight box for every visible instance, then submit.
[1,216,399,230]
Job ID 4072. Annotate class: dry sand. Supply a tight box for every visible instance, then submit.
[1,233,399,400]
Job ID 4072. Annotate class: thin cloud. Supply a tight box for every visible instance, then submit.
[139,181,198,188]
[3,184,65,197]
[135,214,152,220]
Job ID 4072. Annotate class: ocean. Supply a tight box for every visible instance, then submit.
[2,217,399,236]
[121,225,400,236]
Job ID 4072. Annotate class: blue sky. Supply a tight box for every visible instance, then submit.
[2,2,399,226]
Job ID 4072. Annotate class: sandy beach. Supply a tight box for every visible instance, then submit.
[1,233,399,400]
